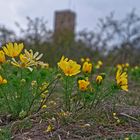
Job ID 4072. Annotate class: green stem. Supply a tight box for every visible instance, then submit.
[101,88,117,103]
[27,76,60,115]
[90,86,99,109]
[65,76,71,111]
[94,87,114,108]
[26,85,39,116]
[20,69,23,102]
[74,91,81,112]
[37,78,59,112]
[65,76,68,111]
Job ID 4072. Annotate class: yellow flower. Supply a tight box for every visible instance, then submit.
[134,66,138,70]
[11,49,42,70]
[46,124,53,132]
[41,93,46,99]
[38,61,49,69]
[31,80,37,87]
[116,69,128,91]
[116,119,120,123]
[80,58,85,62]
[42,104,47,109]
[58,110,71,117]
[20,79,26,85]
[116,64,122,70]
[78,79,90,91]
[122,64,125,67]
[3,42,24,57]
[0,50,6,63]
[96,75,103,84]
[113,112,116,116]
[24,49,43,62]
[39,82,49,91]
[125,63,129,67]
[58,56,81,76]
[0,75,7,85]
[11,54,34,71]
[98,60,103,66]
[124,138,129,140]
[12,49,43,69]
[95,64,100,69]
[12,49,43,71]
[86,57,90,62]
[82,61,92,73]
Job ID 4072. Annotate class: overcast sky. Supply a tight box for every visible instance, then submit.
[0,0,140,32]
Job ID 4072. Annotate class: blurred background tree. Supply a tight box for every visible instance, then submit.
[0,10,140,66]
[0,25,16,45]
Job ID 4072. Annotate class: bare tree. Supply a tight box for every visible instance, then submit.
[0,25,16,45]
[15,17,53,46]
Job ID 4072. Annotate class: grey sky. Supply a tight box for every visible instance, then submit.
[0,0,140,32]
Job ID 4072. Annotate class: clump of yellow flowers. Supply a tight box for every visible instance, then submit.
[95,60,103,69]
[0,41,130,119]
[11,49,43,70]
[58,56,81,76]
[11,53,33,68]
[0,42,54,119]
[0,42,45,71]
[113,112,121,124]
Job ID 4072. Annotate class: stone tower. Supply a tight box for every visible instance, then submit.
[54,10,76,42]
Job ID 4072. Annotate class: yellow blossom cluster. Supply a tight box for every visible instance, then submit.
[0,42,47,71]
[95,60,103,69]
[0,42,129,93]
[117,63,129,69]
